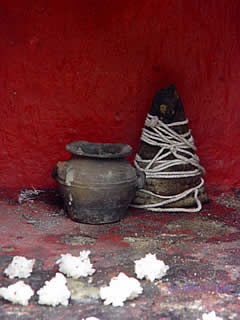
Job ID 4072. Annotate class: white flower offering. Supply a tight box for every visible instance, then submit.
[100,272,143,307]
[37,273,71,306]
[135,253,169,282]
[202,311,223,320]
[4,256,35,279]
[56,250,95,279]
[0,281,34,306]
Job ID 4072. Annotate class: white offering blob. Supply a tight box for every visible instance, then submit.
[37,273,71,306]
[202,311,223,320]
[4,256,35,279]
[100,272,143,307]
[135,253,169,282]
[56,250,95,279]
[0,281,34,306]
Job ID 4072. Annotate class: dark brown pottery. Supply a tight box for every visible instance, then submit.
[52,141,145,224]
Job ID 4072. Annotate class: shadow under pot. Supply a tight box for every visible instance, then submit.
[52,141,145,224]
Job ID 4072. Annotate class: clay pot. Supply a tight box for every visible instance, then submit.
[52,141,145,224]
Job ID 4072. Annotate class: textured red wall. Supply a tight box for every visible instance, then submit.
[1,0,240,192]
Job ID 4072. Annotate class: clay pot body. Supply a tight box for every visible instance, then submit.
[52,141,143,224]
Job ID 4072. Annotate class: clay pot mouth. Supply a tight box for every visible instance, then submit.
[66,141,132,159]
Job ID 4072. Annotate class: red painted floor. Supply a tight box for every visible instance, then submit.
[0,188,239,320]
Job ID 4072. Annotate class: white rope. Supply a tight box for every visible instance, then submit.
[131,114,205,212]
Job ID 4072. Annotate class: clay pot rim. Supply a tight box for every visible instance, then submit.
[66,141,132,159]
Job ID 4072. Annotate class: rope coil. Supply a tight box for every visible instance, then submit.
[131,114,205,212]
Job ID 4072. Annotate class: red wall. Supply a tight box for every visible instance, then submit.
[1,0,240,192]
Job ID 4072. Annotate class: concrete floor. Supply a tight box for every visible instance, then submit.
[0,188,239,320]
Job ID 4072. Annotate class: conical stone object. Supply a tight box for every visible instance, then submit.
[132,84,208,212]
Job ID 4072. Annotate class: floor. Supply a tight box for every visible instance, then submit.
[0,187,239,320]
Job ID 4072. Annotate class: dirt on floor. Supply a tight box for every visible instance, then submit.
[0,188,239,320]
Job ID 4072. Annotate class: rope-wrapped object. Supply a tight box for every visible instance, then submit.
[131,84,208,212]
